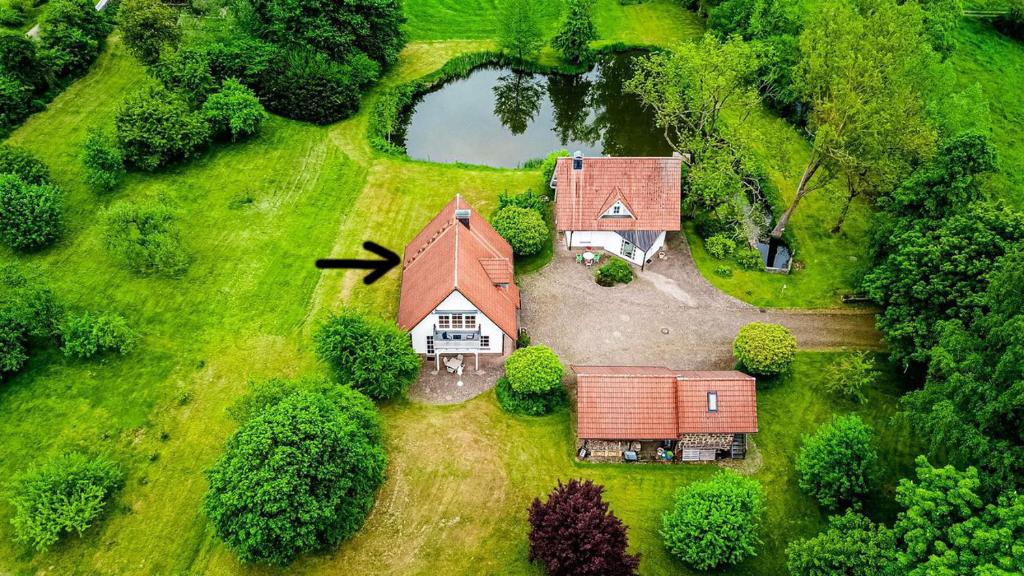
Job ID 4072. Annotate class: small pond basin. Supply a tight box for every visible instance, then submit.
[758,238,793,271]
[400,52,671,168]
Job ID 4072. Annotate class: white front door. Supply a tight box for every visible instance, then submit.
[621,239,636,260]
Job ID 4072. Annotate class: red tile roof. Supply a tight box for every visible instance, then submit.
[575,366,757,440]
[398,196,520,338]
[554,156,683,232]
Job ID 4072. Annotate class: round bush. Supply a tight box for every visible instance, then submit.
[118,0,181,65]
[101,202,191,276]
[205,386,386,565]
[81,128,125,192]
[796,414,879,510]
[733,322,797,377]
[0,265,61,377]
[0,144,50,184]
[202,78,267,141]
[504,345,563,394]
[58,311,137,359]
[0,72,32,131]
[314,313,420,400]
[9,452,123,552]
[115,85,211,171]
[263,48,378,125]
[736,246,763,271]
[495,375,564,416]
[0,174,64,251]
[595,258,633,286]
[705,233,736,260]
[490,205,548,256]
[661,470,765,570]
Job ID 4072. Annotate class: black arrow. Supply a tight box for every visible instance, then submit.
[316,241,400,285]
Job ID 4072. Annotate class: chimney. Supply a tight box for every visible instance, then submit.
[455,208,471,229]
[572,150,583,171]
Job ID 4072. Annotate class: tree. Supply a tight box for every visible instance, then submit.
[262,47,379,124]
[205,384,386,565]
[786,511,898,576]
[37,0,112,78]
[919,0,963,59]
[661,470,764,570]
[551,0,597,64]
[82,128,125,192]
[626,34,761,165]
[0,174,64,251]
[202,78,267,141]
[492,72,543,135]
[705,0,803,40]
[9,452,123,551]
[0,72,32,132]
[822,350,876,403]
[528,479,640,576]
[497,0,544,61]
[770,0,937,238]
[114,85,210,171]
[101,202,191,276]
[149,45,217,105]
[313,313,420,400]
[118,0,181,65]
[490,205,548,256]
[505,344,563,394]
[0,144,51,184]
[893,457,1024,575]
[237,0,405,67]
[58,311,137,359]
[732,322,796,377]
[0,32,46,92]
[796,415,879,511]
[0,265,60,378]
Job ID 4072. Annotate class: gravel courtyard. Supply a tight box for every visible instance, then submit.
[520,234,882,370]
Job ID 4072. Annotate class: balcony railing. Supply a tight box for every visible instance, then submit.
[432,326,484,349]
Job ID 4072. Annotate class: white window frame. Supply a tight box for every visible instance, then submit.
[464,315,476,329]
[480,335,490,348]
[437,315,451,330]
[708,391,718,413]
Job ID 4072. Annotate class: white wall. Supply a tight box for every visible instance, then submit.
[409,290,507,354]
[564,231,666,266]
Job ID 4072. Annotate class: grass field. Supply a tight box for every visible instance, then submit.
[0,0,961,573]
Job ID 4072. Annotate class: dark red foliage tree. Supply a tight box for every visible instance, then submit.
[528,479,640,576]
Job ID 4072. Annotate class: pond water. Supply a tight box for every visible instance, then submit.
[758,237,793,270]
[400,52,671,168]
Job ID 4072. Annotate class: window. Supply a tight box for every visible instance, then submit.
[612,204,621,215]
[437,315,451,329]
[426,335,435,354]
[464,315,476,329]
[621,240,636,259]
[480,335,490,348]
[451,314,464,329]
[708,392,718,413]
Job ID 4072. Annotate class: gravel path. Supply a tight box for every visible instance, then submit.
[520,234,882,370]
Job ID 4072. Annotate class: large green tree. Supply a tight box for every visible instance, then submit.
[118,0,181,65]
[796,414,879,510]
[205,382,387,565]
[497,0,544,61]
[786,511,898,576]
[770,0,937,238]
[314,313,420,400]
[551,0,597,64]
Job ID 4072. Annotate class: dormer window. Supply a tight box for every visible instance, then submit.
[708,392,718,413]
[602,201,632,219]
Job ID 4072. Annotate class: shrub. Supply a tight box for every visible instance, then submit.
[516,328,531,348]
[495,375,564,415]
[0,174,64,250]
[202,78,267,141]
[101,202,191,276]
[732,322,796,377]
[0,144,50,184]
[528,479,640,576]
[736,246,763,270]
[313,313,420,400]
[58,311,137,358]
[705,233,736,259]
[0,5,26,27]
[715,265,733,277]
[115,85,210,171]
[497,188,547,213]
[995,0,1024,41]
[786,511,898,576]
[37,0,112,78]
[205,385,386,565]
[661,470,765,570]
[149,45,217,104]
[490,205,548,256]
[595,258,633,286]
[262,48,378,125]
[796,415,879,511]
[203,36,279,89]
[822,351,876,403]
[81,128,125,192]
[118,0,180,65]
[9,452,123,551]
[0,72,32,132]
[539,149,568,197]
[551,0,598,64]
[0,32,45,93]
[505,344,563,394]
[0,265,61,377]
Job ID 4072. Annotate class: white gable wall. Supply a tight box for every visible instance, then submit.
[409,290,507,354]
[563,230,666,266]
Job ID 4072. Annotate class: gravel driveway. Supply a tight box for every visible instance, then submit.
[520,234,882,370]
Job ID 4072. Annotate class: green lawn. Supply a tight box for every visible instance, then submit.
[0,1,928,573]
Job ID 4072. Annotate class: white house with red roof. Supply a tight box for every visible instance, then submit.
[574,365,758,462]
[398,195,520,367]
[553,153,683,269]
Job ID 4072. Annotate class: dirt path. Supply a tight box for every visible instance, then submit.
[520,234,882,370]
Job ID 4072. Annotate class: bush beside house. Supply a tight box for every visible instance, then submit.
[733,322,796,377]
[314,313,420,401]
[498,345,564,415]
[491,204,548,256]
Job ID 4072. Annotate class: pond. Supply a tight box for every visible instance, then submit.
[400,52,672,168]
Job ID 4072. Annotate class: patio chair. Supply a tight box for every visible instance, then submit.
[575,253,584,264]
[592,253,602,264]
